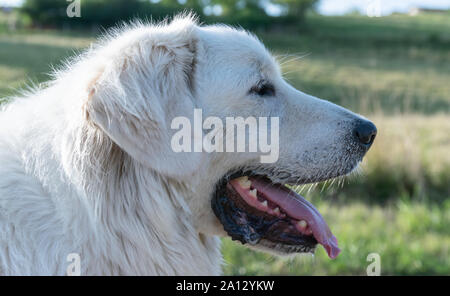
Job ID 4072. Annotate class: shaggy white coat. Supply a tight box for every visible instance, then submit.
[0,15,365,275]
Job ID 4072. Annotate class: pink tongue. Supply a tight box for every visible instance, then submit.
[250,177,340,259]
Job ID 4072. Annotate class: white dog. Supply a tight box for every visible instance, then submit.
[0,15,376,275]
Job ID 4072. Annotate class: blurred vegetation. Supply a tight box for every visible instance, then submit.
[0,4,449,275]
[18,0,318,30]
[223,198,450,275]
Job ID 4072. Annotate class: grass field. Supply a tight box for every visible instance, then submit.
[1,12,449,275]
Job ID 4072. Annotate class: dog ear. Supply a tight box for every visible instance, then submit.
[84,17,203,178]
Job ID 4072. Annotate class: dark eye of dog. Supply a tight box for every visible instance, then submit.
[250,82,275,97]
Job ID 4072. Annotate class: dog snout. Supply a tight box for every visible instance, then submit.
[353,119,377,148]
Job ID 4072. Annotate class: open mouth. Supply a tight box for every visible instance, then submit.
[212,174,341,259]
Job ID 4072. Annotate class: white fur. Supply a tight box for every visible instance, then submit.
[0,15,366,275]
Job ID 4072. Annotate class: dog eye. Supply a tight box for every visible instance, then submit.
[250,82,275,97]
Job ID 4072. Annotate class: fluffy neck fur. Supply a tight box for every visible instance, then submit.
[0,85,221,275]
[0,17,223,275]
[66,116,222,275]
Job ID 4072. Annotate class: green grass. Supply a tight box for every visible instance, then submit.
[0,13,449,275]
[0,30,92,99]
[261,14,450,114]
[222,199,450,275]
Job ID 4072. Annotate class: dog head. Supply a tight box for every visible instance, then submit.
[84,15,376,259]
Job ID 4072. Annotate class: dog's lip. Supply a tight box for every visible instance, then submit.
[229,176,341,259]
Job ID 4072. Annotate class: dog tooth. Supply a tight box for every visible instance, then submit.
[237,176,251,189]
[273,207,280,215]
[236,176,248,182]
[261,200,268,207]
[297,220,307,229]
[249,189,257,198]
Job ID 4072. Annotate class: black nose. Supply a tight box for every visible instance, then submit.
[354,119,377,146]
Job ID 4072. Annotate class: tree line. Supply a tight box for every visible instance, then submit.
[20,0,318,30]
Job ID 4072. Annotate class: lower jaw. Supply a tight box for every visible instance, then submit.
[212,172,342,259]
[211,179,318,254]
[257,239,316,255]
